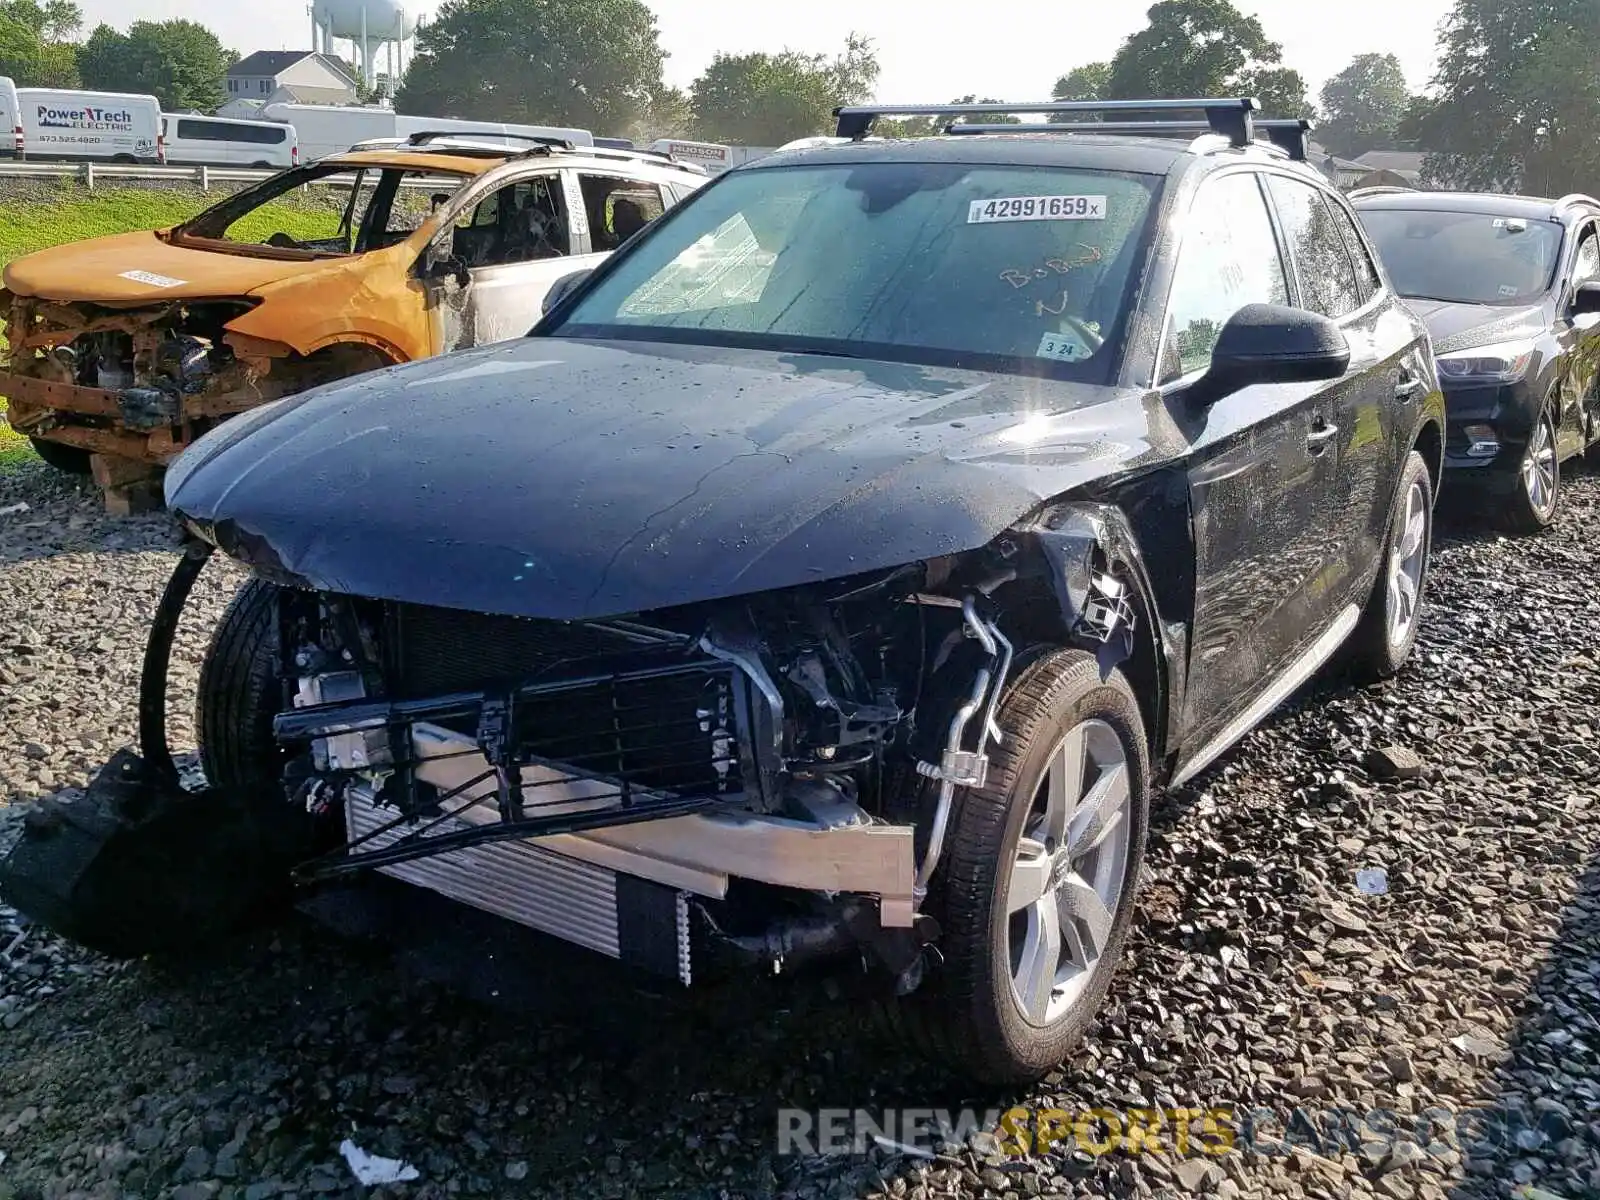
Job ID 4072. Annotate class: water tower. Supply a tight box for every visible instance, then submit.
[310,0,419,96]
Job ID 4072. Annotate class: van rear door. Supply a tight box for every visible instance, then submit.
[0,77,18,157]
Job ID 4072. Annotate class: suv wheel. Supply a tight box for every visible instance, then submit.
[196,578,286,789]
[888,649,1149,1085]
[1504,405,1560,533]
[1346,450,1433,681]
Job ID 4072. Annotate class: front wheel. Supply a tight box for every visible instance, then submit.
[1503,405,1560,534]
[1346,450,1434,682]
[887,649,1150,1085]
[196,577,286,789]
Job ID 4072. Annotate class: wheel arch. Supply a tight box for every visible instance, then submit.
[1413,417,1444,495]
[991,491,1189,773]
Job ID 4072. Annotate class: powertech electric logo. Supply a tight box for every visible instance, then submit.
[36,105,133,131]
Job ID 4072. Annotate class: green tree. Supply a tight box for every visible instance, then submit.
[638,84,692,140]
[0,0,81,86]
[1406,0,1600,194]
[1106,0,1311,118]
[76,21,234,111]
[395,0,666,135]
[1053,62,1111,102]
[690,34,878,145]
[1316,53,1410,156]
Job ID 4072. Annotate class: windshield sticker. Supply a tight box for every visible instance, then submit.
[1037,330,1094,363]
[969,195,1107,224]
[1498,284,1519,297]
[1493,218,1527,233]
[118,270,186,289]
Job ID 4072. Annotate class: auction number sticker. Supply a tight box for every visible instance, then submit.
[118,270,186,289]
[968,195,1106,223]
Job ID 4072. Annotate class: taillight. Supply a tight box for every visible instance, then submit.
[13,125,21,156]
[156,132,165,163]
[292,144,299,166]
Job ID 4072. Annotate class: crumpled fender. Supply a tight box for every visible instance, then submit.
[1016,498,1188,765]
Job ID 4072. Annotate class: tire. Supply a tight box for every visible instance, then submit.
[1502,404,1560,534]
[1345,450,1434,682]
[886,649,1150,1085]
[28,436,91,475]
[196,577,285,790]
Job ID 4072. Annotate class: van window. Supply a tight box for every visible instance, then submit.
[175,119,286,145]
[579,175,665,251]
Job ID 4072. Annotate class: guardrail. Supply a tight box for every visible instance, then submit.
[0,161,446,191]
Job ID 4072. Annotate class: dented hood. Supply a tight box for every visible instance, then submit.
[2,230,332,304]
[167,337,1166,620]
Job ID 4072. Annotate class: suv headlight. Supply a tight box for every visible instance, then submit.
[1435,340,1535,383]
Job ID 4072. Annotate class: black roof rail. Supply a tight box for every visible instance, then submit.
[404,130,575,151]
[943,113,1313,160]
[834,97,1260,146]
[594,136,635,150]
[1256,118,1312,162]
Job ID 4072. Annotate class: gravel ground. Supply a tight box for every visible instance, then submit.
[1,457,1598,1200]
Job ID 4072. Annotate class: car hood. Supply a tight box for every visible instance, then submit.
[167,337,1171,621]
[1403,298,1547,356]
[2,230,333,303]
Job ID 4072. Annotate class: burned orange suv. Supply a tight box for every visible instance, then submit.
[0,134,706,475]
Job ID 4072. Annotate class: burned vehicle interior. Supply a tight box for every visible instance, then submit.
[171,161,469,257]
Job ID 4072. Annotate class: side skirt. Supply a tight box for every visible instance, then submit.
[1171,604,1361,787]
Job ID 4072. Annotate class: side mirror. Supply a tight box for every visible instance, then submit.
[1570,280,1600,317]
[542,268,593,315]
[1190,303,1351,405]
[424,252,470,289]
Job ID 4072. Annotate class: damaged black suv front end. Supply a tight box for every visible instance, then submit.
[2,109,1444,1085]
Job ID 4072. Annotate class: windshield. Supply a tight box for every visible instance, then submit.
[549,161,1161,380]
[1358,208,1563,305]
[173,162,469,259]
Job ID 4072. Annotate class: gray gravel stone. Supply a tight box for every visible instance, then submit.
[2,451,1600,1200]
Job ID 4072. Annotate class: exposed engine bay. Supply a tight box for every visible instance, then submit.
[260,531,1138,987]
[0,509,1141,995]
[0,293,366,463]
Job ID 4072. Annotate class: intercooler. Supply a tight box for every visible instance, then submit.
[346,785,694,984]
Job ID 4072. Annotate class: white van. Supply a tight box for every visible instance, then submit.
[18,88,162,162]
[162,113,298,168]
[261,102,595,163]
[0,77,19,157]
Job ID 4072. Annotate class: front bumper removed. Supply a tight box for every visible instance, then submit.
[0,545,923,985]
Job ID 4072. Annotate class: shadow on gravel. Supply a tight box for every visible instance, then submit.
[0,464,181,567]
[1443,854,1600,1200]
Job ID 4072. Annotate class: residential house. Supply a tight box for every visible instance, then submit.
[225,52,359,105]
[1350,151,1426,186]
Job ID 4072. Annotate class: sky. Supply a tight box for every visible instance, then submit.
[79,0,1454,102]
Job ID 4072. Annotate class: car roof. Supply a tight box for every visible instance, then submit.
[1351,190,1596,223]
[325,149,498,177]
[744,131,1308,180]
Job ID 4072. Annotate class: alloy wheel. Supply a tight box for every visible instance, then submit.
[1386,477,1429,648]
[1521,415,1558,519]
[1006,719,1132,1026]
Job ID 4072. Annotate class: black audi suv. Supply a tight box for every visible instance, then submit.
[1354,189,1600,532]
[1,99,1445,1086]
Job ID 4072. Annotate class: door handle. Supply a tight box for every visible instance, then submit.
[1306,420,1340,452]
[1395,370,1425,400]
